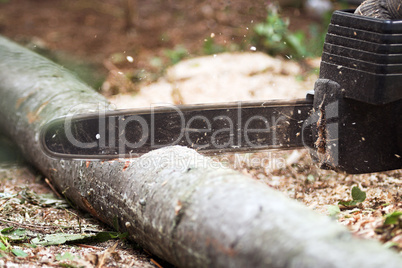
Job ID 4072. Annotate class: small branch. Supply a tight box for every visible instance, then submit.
[0,219,80,232]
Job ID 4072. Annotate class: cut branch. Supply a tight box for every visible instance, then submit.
[0,36,401,267]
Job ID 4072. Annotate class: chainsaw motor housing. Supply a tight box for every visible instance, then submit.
[310,10,402,173]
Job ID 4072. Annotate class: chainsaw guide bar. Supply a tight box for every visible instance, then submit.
[41,99,314,159]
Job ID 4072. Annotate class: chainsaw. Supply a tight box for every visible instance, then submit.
[41,10,402,174]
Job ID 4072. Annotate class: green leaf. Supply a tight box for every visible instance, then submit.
[284,32,307,58]
[0,192,16,199]
[1,228,27,241]
[202,37,226,55]
[110,232,128,239]
[80,231,127,243]
[351,186,366,203]
[1,227,14,234]
[19,190,69,208]
[56,252,76,261]
[327,205,340,217]
[31,233,88,246]
[384,211,402,225]
[0,235,7,245]
[11,248,28,257]
[306,174,315,182]
[37,193,70,208]
[338,186,366,208]
[163,45,188,65]
[250,7,329,59]
[24,243,37,248]
[0,241,7,251]
[338,200,357,207]
[118,232,128,239]
[31,230,129,246]
[80,232,116,243]
[383,241,400,249]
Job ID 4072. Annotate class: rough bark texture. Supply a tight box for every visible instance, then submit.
[0,35,401,267]
[355,0,402,19]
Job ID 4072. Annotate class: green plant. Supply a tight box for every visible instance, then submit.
[202,37,226,55]
[251,7,330,59]
[252,8,292,56]
[338,186,367,207]
[327,186,367,216]
[307,23,328,58]
[384,211,402,226]
[327,205,341,218]
[0,230,28,258]
[163,45,189,65]
[56,252,76,262]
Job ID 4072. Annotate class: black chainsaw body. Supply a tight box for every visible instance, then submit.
[311,10,402,173]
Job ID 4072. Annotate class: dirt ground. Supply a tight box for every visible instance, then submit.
[0,0,311,64]
[0,0,324,89]
[0,0,401,267]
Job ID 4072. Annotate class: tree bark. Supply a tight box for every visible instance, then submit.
[355,0,402,19]
[0,35,401,267]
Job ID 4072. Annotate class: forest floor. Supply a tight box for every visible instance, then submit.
[0,0,401,267]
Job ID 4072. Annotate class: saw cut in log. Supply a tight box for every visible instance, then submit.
[355,0,402,19]
[0,35,401,267]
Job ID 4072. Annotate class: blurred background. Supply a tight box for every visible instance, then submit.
[0,0,363,94]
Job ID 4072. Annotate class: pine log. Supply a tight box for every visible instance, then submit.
[0,35,401,267]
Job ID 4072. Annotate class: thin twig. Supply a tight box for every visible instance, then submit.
[75,243,103,250]
[0,218,79,232]
[151,258,164,268]
[97,241,118,268]
[44,178,63,199]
